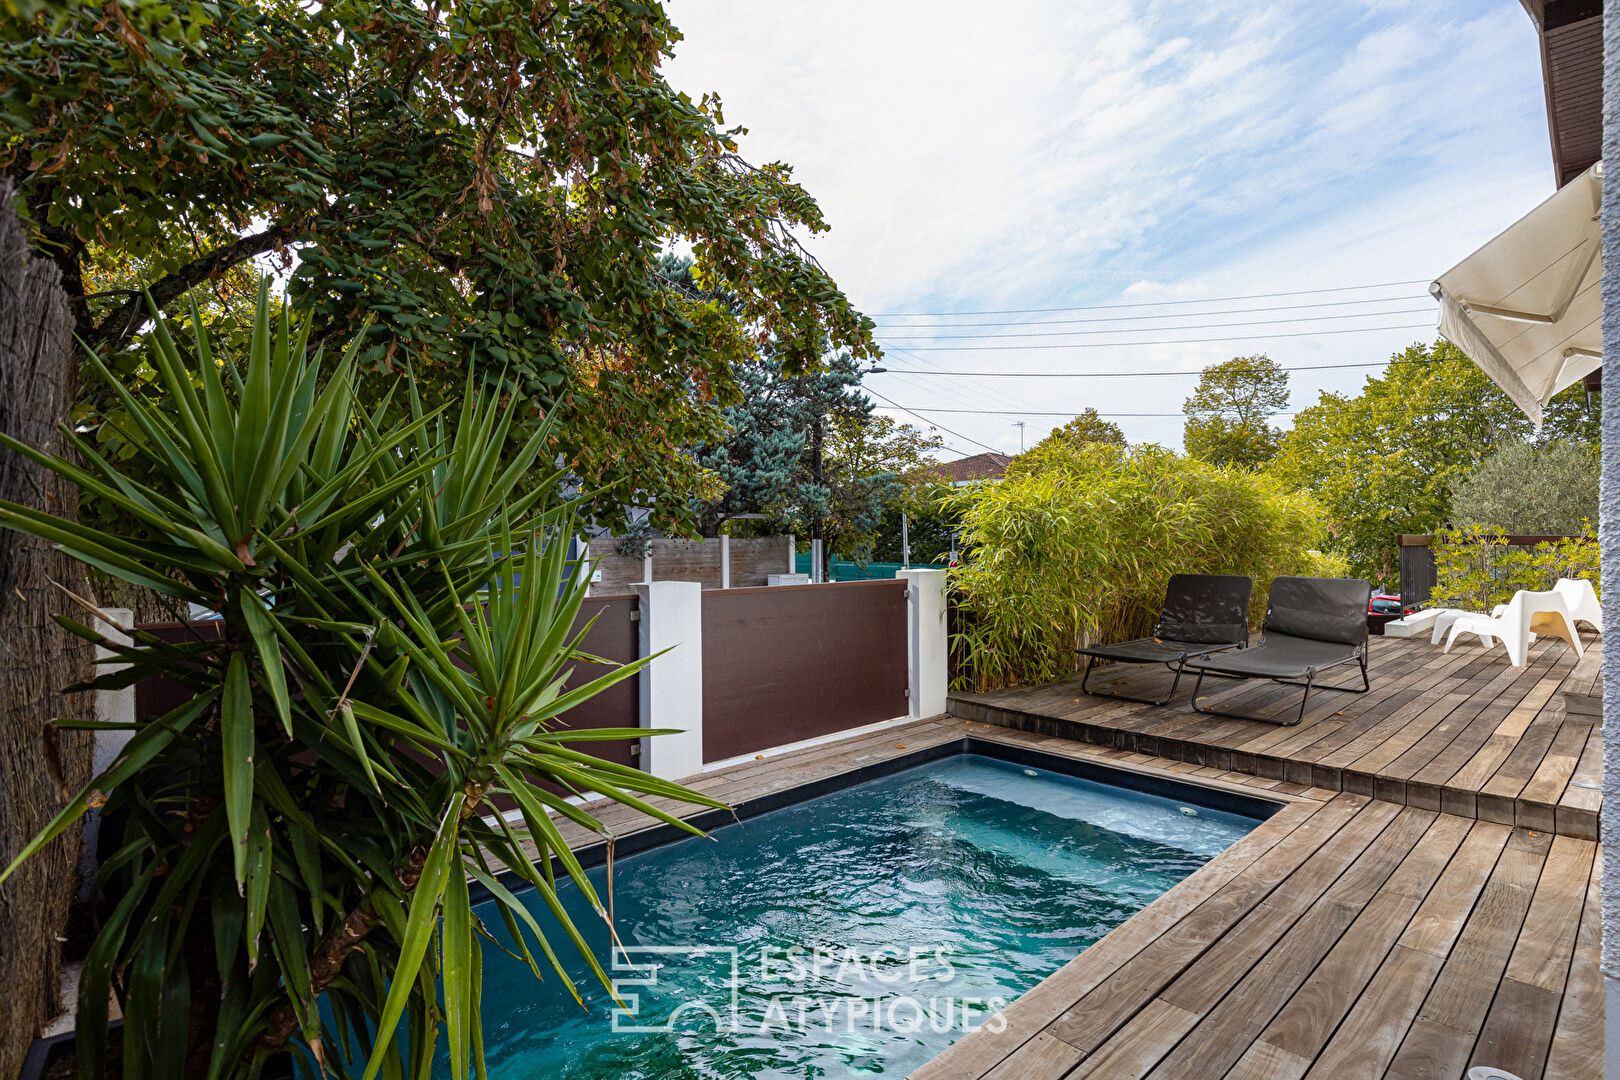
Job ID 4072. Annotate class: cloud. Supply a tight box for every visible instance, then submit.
[662,0,1554,454]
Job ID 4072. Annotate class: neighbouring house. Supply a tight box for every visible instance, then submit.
[939,452,1011,485]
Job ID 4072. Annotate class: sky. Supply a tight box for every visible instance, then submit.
[661,0,1558,459]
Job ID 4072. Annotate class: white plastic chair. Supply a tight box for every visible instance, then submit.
[1553,577,1602,632]
[1429,608,1488,646]
[1443,590,1582,667]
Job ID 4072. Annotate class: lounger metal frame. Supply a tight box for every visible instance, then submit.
[1188,644,1369,726]
[1079,642,1246,707]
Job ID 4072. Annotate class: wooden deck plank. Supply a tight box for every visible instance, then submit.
[1241,814,1474,1072]
[1140,808,1438,1079]
[1544,858,1603,1080]
[1384,828,1553,1079]
[949,635,1598,837]
[1044,797,1389,1052]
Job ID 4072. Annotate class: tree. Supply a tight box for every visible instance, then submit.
[0,287,722,1080]
[870,483,958,564]
[1027,408,1125,454]
[1267,340,1536,580]
[812,410,946,562]
[1183,355,1289,469]
[1,0,874,531]
[687,355,807,535]
[1449,441,1598,535]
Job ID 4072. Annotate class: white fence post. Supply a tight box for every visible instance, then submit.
[631,581,705,780]
[898,569,947,718]
[720,534,730,590]
[79,607,134,898]
[786,534,795,574]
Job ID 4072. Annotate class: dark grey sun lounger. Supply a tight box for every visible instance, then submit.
[1184,576,1372,726]
[1078,573,1252,705]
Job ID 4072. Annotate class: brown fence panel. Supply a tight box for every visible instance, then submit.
[553,594,641,769]
[134,595,643,773]
[701,580,908,762]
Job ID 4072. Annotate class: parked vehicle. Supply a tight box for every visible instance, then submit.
[1369,593,1413,616]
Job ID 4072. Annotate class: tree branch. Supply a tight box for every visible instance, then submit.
[85,219,311,354]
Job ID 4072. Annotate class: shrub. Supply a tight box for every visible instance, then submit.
[1432,527,1600,612]
[1448,440,1599,535]
[947,443,1329,692]
[0,284,721,1080]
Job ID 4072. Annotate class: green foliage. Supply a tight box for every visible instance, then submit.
[1268,340,1539,582]
[689,354,816,534]
[3,0,873,532]
[0,283,722,1079]
[1431,528,1600,612]
[1449,440,1599,535]
[871,483,959,564]
[948,443,1328,692]
[1183,355,1289,469]
[1026,408,1125,454]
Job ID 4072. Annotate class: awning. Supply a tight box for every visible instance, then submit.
[1429,161,1602,427]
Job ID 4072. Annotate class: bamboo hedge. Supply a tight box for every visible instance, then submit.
[947,443,1334,692]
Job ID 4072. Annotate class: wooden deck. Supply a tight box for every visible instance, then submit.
[545,645,1602,1080]
[950,633,1603,840]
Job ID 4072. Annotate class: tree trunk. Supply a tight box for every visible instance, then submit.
[0,181,97,1080]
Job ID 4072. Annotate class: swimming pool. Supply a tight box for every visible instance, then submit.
[450,747,1272,1079]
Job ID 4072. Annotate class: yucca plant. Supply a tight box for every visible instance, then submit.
[0,281,723,1080]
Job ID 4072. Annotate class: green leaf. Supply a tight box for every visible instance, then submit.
[223,653,256,888]
[0,693,213,885]
[360,792,464,1080]
[239,588,291,734]
[442,855,473,1080]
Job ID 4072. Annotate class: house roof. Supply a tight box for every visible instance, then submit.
[1521,0,1602,187]
[939,452,1011,483]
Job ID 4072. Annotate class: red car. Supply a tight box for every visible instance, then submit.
[1369,593,1415,616]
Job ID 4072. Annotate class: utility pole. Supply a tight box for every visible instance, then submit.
[810,409,824,583]
[1012,420,1026,451]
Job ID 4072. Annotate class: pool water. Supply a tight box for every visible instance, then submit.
[461,754,1261,1079]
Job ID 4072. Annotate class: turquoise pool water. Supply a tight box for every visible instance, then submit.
[460,754,1260,1079]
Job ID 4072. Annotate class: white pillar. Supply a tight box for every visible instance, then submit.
[79,607,133,898]
[786,534,795,573]
[898,569,947,719]
[720,534,730,589]
[631,581,705,781]
[642,550,653,584]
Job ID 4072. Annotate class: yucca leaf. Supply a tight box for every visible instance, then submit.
[223,653,256,888]
[340,702,383,796]
[442,855,473,1080]
[360,793,464,1080]
[239,588,292,734]
[0,693,214,885]
[244,802,273,967]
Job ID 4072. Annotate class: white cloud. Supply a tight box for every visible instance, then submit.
[662,0,1555,456]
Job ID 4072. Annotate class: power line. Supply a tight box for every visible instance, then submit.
[880,343,1056,414]
[876,322,1435,353]
[877,307,1432,341]
[864,387,1008,457]
[872,355,1460,378]
[871,293,1427,329]
[878,405,1297,417]
[868,279,1433,317]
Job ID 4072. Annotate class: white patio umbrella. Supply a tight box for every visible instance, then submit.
[1429,161,1602,427]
